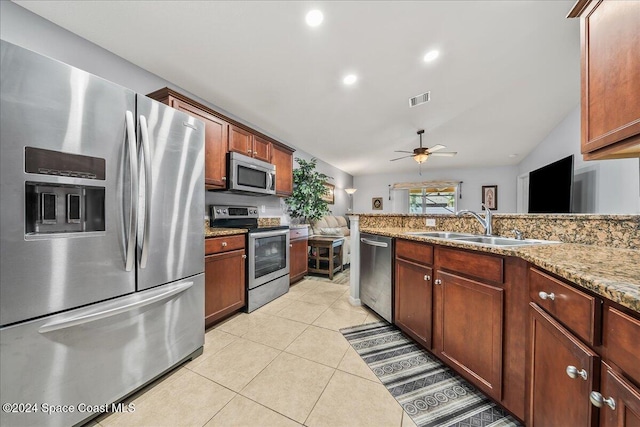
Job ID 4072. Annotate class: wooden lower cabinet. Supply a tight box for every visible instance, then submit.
[289,226,309,284]
[598,363,640,427]
[204,236,246,328]
[433,270,504,401]
[528,303,599,427]
[394,257,432,348]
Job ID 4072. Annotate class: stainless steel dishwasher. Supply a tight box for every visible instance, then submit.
[359,233,393,322]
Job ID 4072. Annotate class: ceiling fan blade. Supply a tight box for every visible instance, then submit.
[390,155,414,161]
[393,150,414,154]
[429,144,446,152]
[430,152,457,157]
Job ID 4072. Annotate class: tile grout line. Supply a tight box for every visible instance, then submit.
[301,367,338,427]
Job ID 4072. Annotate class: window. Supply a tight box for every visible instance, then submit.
[408,186,457,214]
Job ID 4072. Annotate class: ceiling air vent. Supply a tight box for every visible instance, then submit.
[409,91,431,108]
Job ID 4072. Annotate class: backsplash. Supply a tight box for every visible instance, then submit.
[357,214,640,249]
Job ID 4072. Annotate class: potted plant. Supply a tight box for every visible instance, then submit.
[286,157,331,224]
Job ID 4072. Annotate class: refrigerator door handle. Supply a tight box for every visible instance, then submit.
[124,110,138,272]
[139,114,152,269]
[38,281,194,333]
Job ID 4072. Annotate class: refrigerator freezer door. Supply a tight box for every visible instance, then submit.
[0,274,204,427]
[135,96,205,291]
[0,40,137,326]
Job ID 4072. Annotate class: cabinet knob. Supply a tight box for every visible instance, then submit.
[222,176,226,181]
[221,242,227,247]
[242,254,247,259]
[590,391,616,410]
[247,149,252,153]
[538,291,555,301]
[434,279,442,285]
[566,365,588,380]
[253,150,258,155]
[424,275,431,281]
[290,244,293,247]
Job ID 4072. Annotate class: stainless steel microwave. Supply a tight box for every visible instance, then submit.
[228,152,276,196]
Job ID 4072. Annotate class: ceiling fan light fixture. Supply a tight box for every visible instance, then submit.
[414,153,429,164]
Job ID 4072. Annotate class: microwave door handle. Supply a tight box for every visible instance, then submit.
[139,115,152,269]
[266,171,273,192]
[124,111,138,272]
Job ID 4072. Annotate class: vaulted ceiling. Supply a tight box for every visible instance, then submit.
[15,1,580,176]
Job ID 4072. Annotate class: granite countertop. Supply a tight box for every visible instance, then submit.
[361,227,640,314]
[205,227,248,238]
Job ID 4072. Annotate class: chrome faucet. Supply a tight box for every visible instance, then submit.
[456,204,493,236]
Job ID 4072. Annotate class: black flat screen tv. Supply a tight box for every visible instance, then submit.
[528,155,574,213]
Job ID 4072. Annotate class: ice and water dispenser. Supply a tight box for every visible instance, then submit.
[24,147,106,234]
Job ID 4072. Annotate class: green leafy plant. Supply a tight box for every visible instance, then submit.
[286,157,331,224]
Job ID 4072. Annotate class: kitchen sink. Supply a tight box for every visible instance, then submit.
[404,231,560,247]
[453,236,560,246]
[404,231,477,239]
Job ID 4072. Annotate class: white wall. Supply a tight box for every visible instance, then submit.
[0,1,354,221]
[517,107,640,214]
[353,165,518,214]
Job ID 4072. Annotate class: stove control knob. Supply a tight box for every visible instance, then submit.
[223,209,227,214]
[216,209,221,214]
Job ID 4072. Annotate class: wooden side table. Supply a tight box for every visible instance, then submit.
[307,236,344,280]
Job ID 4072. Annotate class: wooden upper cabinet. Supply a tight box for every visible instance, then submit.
[229,125,253,156]
[569,0,640,160]
[252,135,271,162]
[271,143,294,196]
[229,126,271,162]
[170,99,228,189]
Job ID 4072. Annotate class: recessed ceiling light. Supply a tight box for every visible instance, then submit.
[343,74,358,85]
[508,153,519,158]
[423,50,440,62]
[305,10,324,27]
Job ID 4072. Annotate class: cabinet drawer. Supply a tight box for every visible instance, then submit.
[529,268,600,346]
[290,227,309,241]
[604,306,640,384]
[205,234,245,255]
[435,247,503,283]
[396,239,433,265]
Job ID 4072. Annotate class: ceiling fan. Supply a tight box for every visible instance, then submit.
[390,129,457,164]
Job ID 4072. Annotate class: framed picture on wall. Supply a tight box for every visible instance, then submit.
[372,197,383,210]
[482,185,498,210]
[321,182,335,204]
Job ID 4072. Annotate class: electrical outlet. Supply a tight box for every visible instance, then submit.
[425,218,436,227]
[261,205,266,213]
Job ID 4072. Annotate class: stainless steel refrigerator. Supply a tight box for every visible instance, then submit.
[0,40,205,427]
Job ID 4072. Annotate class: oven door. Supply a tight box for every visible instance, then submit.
[248,229,290,289]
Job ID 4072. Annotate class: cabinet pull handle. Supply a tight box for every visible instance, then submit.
[590,391,615,410]
[221,242,227,247]
[566,365,588,380]
[539,291,555,301]
[434,279,442,285]
[424,275,431,281]
[242,254,247,259]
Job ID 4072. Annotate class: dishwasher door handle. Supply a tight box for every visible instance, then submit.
[360,238,389,248]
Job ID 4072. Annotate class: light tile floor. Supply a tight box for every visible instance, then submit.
[94,275,417,427]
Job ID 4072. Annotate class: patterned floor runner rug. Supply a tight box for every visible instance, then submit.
[340,322,522,427]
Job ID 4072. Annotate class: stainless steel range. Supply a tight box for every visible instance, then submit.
[210,205,290,311]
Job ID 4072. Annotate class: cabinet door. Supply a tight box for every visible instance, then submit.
[252,135,271,162]
[229,125,253,156]
[434,271,503,400]
[204,249,246,328]
[170,98,228,188]
[394,258,432,348]
[289,238,308,284]
[271,144,294,196]
[599,363,640,427]
[580,0,640,158]
[528,303,599,427]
